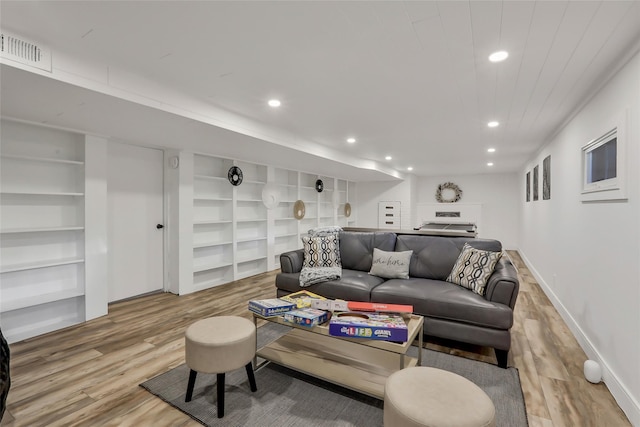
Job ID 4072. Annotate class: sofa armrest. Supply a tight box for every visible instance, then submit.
[484,257,520,309]
[280,249,305,273]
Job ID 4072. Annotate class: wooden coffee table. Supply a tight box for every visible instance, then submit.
[252,312,424,399]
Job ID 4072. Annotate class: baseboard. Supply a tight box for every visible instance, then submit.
[518,250,640,426]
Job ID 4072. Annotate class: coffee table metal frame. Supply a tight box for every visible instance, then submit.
[252,312,423,399]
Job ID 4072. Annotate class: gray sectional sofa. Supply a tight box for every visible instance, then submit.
[275,230,520,368]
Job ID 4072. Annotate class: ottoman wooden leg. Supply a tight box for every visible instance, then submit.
[185,369,197,402]
[245,362,257,392]
[217,373,225,418]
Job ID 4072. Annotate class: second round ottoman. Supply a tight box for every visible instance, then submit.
[384,366,496,427]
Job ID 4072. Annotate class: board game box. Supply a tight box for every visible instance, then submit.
[248,298,295,317]
[310,299,413,314]
[280,290,327,309]
[328,312,409,341]
[283,308,330,327]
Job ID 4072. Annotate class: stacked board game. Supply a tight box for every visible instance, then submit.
[328,312,408,342]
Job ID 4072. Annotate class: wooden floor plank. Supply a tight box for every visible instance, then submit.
[0,252,631,426]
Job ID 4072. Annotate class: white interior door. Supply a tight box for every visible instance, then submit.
[107,142,164,302]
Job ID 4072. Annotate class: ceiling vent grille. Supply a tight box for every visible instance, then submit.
[0,32,52,72]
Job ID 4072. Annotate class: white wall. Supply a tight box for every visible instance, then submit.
[356,173,519,248]
[417,174,519,249]
[356,175,417,229]
[519,52,640,425]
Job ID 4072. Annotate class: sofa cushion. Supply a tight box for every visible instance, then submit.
[369,248,412,279]
[276,269,386,301]
[446,243,502,296]
[371,278,513,330]
[339,231,397,271]
[395,235,502,280]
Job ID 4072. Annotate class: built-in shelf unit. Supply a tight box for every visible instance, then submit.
[0,120,87,342]
[183,154,356,293]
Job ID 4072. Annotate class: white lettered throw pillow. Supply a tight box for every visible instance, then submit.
[369,248,412,279]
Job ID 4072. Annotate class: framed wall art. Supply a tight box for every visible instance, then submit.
[533,165,539,201]
[543,155,551,200]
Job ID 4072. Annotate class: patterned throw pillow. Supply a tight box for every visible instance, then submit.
[369,248,412,279]
[299,234,343,287]
[446,243,502,296]
[302,234,342,268]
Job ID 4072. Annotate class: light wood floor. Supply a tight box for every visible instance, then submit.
[0,251,631,426]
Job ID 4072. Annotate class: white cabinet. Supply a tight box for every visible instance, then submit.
[299,172,319,232]
[0,120,86,342]
[378,201,401,229]
[234,161,268,279]
[192,155,234,290]
[318,175,335,228]
[272,168,300,268]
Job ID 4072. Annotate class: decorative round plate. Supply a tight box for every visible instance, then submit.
[344,202,352,218]
[293,200,306,220]
[227,166,243,186]
[261,183,280,209]
[315,179,324,193]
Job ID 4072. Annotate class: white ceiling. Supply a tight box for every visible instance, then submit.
[1,1,639,179]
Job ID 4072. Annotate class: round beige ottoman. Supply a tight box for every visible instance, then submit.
[184,316,257,418]
[384,367,496,427]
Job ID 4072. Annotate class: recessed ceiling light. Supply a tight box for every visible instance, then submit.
[487,121,499,128]
[268,99,281,107]
[385,156,392,160]
[489,51,508,62]
[487,148,496,153]
[487,162,494,166]
[407,167,413,171]
[347,137,356,144]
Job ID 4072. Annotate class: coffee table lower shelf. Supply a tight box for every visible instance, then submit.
[256,328,419,399]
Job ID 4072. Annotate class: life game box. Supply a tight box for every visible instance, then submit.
[283,308,330,328]
[328,312,409,342]
[248,298,295,317]
[280,290,327,309]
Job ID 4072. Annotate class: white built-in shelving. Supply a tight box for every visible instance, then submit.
[0,119,87,342]
[184,154,356,293]
[192,155,234,290]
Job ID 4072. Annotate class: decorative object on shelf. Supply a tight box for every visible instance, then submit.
[227,166,243,186]
[261,182,280,209]
[315,179,324,193]
[293,200,306,220]
[435,182,463,203]
[344,202,352,217]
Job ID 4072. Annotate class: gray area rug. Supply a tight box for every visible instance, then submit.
[140,323,528,426]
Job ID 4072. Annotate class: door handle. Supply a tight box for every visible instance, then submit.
[156,224,164,229]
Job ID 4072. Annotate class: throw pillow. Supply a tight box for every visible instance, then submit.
[446,243,502,296]
[369,248,412,279]
[299,234,342,287]
[302,234,341,268]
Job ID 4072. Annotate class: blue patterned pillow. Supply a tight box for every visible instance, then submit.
[446,243,502,296]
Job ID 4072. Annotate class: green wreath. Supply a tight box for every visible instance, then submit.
[435,182,462,203]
